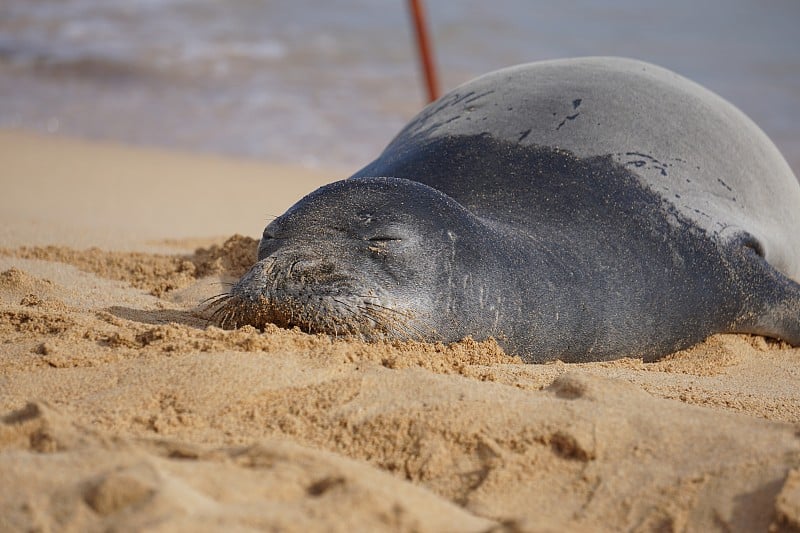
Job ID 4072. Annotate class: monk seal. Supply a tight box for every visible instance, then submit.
[212,57,800,363]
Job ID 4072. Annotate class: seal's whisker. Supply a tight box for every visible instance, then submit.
[359,301,418,328]
[202,295,235,323]
[218,309,230,329]
[209,299,235,320]
[204,299,238,322]
[209,307,228,323]
[200,292,233,306]
[358,307,385,330]
[395,319,430,342]
[332,298,387,340]
[358,299,414,319]
[368,305,433,341]
[359,304,422,342]
[200,281,236,289]
[331,297,355,308]
[225,308,240,329]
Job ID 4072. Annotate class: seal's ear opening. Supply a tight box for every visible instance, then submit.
[742,236,765,258]
[730,231,766,259]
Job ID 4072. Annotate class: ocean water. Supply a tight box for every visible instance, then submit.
[1,0,798,173]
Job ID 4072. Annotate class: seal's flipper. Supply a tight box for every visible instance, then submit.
[732,248,800,345]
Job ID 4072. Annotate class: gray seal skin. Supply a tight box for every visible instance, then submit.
[218,57,800,363]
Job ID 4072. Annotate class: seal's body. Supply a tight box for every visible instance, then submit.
[219,57,800,362]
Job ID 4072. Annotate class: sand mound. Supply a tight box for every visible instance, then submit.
[1,235,258,296]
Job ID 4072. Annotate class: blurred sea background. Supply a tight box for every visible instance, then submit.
[1,0,798,173]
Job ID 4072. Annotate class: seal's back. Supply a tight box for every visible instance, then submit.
[356,57,800,282]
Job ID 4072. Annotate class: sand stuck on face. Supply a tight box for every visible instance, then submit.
[1,130,799,532]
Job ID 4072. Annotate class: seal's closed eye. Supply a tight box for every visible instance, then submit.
[367,236,402,242]
[363,222,411,244]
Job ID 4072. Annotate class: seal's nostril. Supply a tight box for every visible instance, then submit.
[318,262,336,276]
[288,259,313,277]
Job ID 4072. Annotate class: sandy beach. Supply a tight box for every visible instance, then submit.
[1,129,799,532]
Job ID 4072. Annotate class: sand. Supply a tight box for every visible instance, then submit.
[1,129,799,532]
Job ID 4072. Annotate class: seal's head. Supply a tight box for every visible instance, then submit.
[212,177,489,342]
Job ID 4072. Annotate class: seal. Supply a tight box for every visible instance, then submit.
[212,57,800,362]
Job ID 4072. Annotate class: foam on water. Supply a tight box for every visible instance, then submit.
[0,0,798,173]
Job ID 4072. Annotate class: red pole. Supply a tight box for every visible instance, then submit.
[408,0,440,103]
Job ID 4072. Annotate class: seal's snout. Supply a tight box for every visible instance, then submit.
[230,257,276,303]
[208,243,423,341]
[211,249,356,331]
[229,251,340,306]
[203,256,277,330]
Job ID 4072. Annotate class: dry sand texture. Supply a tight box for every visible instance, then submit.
[1,130,800,532]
